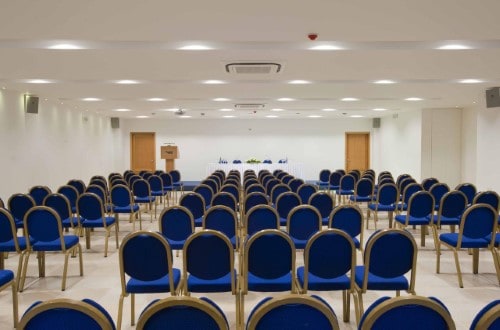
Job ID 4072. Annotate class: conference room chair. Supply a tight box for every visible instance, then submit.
[395,183,423,215]
[117,231,181,329]
[77,192,119,257]
[269,183,290,206]
[169,169,184,201]
[473,190,500,212]
[243,205,280,240]
[203,205,239,250]
[43,193,80,232]
[136,296,229,330]
[242,192,269,216]
[67,179,86,196]
[193,184,214,210]
[244,178,259,192]
[470,300,500,330]
[224,178,240,189]
[430,190,467,237]
[275,192,301,226]
[422,177,439,191]
[456,182,477,205]
[358,296,455,330]
[57,185,80,214]
[436,203,499,288]
[28,185,52,206]
[260,173,273,189]
[286,205,322,249]
[127,174,142,190]
[19,298,115,330]
[88,179,110,199]
[397,177,417,201]
[179,192,206,227]
[202,178,220,195]
[316,169,331,190]
[328,171,342,195]
[276,171,288,181]
[373,176,395,196]
[0,269,18,328]
[86,184,113,216]
[20,206,83,291]
[280,174,294,185]
[367,183,398,229]
[246,294,340,330]
[336,174,356,205]
[288,178,305,193]
[245,183,266,196]
[349,177,374,206]
[429,183,451,211]
[110,178,128,188]
[148,174,169,207]
[212,191,238,213]
[141,172,153,180]
[308,191,335,225]
[0,208,28,291]
[297,229,356,322]
[159,172,175,204]
[329,204,364,251]
[297,183,318,204]
[265,179,281,200]
[132,179,157,221]
[181,229,240,326]
[354,229,418,323]
[7,193,36,229]
[159,206,194,257]
[394,191,435,247]
[110,184,141,231]
[240,229,297,329]
[221,183,240,205]
[395,174,412,190]
[153,170,164,176]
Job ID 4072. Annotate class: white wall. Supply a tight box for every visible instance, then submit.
[461,107,477,185]
[378,111,422,180]
[120,118,374,180]
[0,89,118,198]
[476,105,500,192]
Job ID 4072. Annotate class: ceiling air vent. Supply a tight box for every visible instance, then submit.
[234,104,266,110]
[225,62,282,74]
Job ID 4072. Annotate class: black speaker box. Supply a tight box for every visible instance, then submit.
[486,87,500,108]
[24,94,39,114]
[111,117,120,129]
[372,117,381,128]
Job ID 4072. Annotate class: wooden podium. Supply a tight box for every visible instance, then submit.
[161,145,179,172]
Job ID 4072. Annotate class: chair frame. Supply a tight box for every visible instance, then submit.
[0,270,18,328]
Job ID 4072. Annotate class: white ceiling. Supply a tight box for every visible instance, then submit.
[1,0,500,120]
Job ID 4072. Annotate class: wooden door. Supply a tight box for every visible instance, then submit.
[345,132,370,172]
[130,132,156,172]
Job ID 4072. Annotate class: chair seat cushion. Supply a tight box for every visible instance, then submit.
[439,233,490,248]
[292,238,309,250]
[127,268,181,293]
[151,190,167,197]
[32,235,79,251]
[165,238,186,250]
[350,195,372,202]
[0,270,14,286]
[354,266,409,291]
[368,203,396,211]
[113,204,140,213]
[82,216,116,228]
[297,266,350,290]
[61,216,79,228]
[394,215,430,226]
[163,186,174,191]
[338,189,354,195]
[135,196,155,204]
[194,217,203,227]
[187,269,236,293]
[247,272,293,292]
[0,236,30,251]
[430,215,460,225]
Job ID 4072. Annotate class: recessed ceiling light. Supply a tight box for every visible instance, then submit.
[271,108,285,112]
[147,98,166,101]
[26,79,52,84]
[309,45,342,51]
[372,108,388,111]
[277,98,295,101]
[213,98,230,101]
[162,108,180,112]
[178,45,213,50]
[203,80,226,84]
[341,97,359,101]
[82,97,101,101]
[288,80,311,84]
[115,80,140,84]
[350,115,364,118]
[308,115,323,118]
[48,43,83,50]
[322,108,336,112]
[114,108,132,112]
[459,79,483,84]
[405,97,423,101]
[219,108,233,112]
[266,115,278,118]
[1,87,6,90]
[437,44,471,50]
[223,115,236,118]
[179,115,192,118]
[374,80,396,84]
[136,115,149,118]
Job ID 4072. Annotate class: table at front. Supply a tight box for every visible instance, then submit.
[206,163,304,180]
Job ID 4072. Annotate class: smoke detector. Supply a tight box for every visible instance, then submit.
[225,62,282,74]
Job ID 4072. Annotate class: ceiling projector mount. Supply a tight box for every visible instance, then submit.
[174,108,185,115]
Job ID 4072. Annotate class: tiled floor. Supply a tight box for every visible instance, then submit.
[0,201,498,329]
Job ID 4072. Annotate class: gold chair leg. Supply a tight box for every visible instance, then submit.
[420,225,426,247]
[491,248,500,285]
[131,293,136,326]
[19,251,31,292]
[452,249,464,288]
[104,229,109,258]
[117,294,125,330]
[436,242,441,273]
[11,280,18,328]
[62,251,70,291]
[115,224,119,248]
[78,244,84,276]
[16,252,25,292]
[472,248,479,274]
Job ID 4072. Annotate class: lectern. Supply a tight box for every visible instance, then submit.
[161,145,179,172]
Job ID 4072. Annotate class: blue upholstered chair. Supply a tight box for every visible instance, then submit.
[349,178,374,205]
[297,183,318,204]
[395,183,423,215]
[422,177,439,191]
[212,191,238,213]
[57,185,79,214]
[308,191,335,225]
[329,204,364,250]
[429,183,451,211]
[473,190,500,211]
[179,192,206,227]
[19,298,115,330]
[86,184,113,216]
[358,296,455,330]
[354,229,418,323]
[28,185,52,206]
[265,179,281,199]
[246,294,340,330]
[43,193,80,233]
[288,178,305,193]
[7,193,35,229]
[470,300,500,330]
[367,183,398,229]
[281,174,294,185]
[394,191,435,247]
[244,205,280,238]
[221,183,240,205]
[203,205,239,249]
[67,179,86,196]
[456,182,477,205]
[169,169,184,200]
[436,203,499,288]
[297,229,356,322]
[110,184,141,231]
[0,269,18,328]
[244,178,259,191]
[202,178,220,195]
[148,175,169,207]
[20,206,83,291]
[286,205,322,249]
[243,192,269,216]
[193,184,214,210]
[159,173,175,203]
[245,183,266,196]
[137,296,229,330]
[328,171,342,194]
[117,231,181,329]
[316,169,331,190]
[269,183,290,206]
[336,174,356,204]
[159,206,194,257]
[275,192,301,226]
[127,174,142,190]
[132,179,157,221]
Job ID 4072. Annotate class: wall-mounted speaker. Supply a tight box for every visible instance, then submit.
[372,117,381,128]
[24,94,39,114]
[486,87,500,108]
[111,117,120,129]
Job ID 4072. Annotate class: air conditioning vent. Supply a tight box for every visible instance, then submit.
[234,104,266,110]
[226,62,282,74]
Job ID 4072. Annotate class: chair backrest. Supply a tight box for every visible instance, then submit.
[436,190,467,224]
[374,183,398,205]
[401,183,423,205]
[220,184,240,203]
[110,184,134,207]
[127,175,142,188]
[211,192,238,212]
[354,178,374,198]
[406,191,434,219]
[286,205,322,243]
[329,204,363,239]
[203,205,238,242]
[318,169,331,183]
[119,231,177,294]
[396,174,412,188]
[201,179,219,194]
[183,230,235,293]
[8,193,35,222]
[281,175,294,185]
[360,229,417,292]
[339,174,355,190]
[148,175,164,192]
[302,229,356,291]
[160,173,174,188]
[24,206,66,249]
[329,171,342,186]
[429,183,451,207]
[89,179,108,195]
[224,178,240,188]
[57,185,79,211]
[77,193,106,221]
[260,174,273,187]
[169,170,181,183]
[308,192,335,219]
[19,298,115,330]
[455,183,477,204]
[193,184,214,207]
[266,179,282,198]
[276,172,287,180]
[297,184,318,204]
[29,185,52,206]
[473,190,500,211]
[399,177,416,195]
[246,294,340,330]
[159,206,194,243]
[137,296,229,330]
[179,192,206,220]
[470,300,500,330]
[246,183,266,196]
[288,178,305,193]
[243,229,295,293]
[270,184,291,205]
[244,178,259,191]
[110,178,128,187]
[68,179,86,195]
[132,179,152,198]
[358,296,455,330]
[0,208,21,250]
[245,205,280,236]
[422,177,439,191]
[459,203,497,242]
[243,192,269,215]
[85,185,107,204]
[276,192,301,218]
[43,193,73,221]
